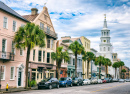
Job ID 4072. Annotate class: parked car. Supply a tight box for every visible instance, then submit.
[119,79,125,83]
[112,78,118,82]
[109,78,113,82]
[104,78,110,83]
[59,77,72,87]
[102,79,106,83]
[38,78,59,89]
[98,79,103,84]
[125,79,130,82]
[83,79,91,85]
[91,79,98,84]
[72,77,83,86]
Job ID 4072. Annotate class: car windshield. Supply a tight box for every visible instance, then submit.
[59,78,67,81]
[72,78,78,80]
[105,78,109,80]
[41,79,51,82]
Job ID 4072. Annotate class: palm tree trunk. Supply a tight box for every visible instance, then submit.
[57,67,60,80]
[75,54,77,77]
[25,46,31,89]
[115,68,117,79]
[105,66,107,78]
[87,61,89,79]
[99,64,101,79]
[121,66,122,79]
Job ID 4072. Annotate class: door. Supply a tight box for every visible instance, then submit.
[32,72,36,80]
[18,71,22,86]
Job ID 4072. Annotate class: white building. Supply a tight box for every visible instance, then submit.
[99,14,115,78]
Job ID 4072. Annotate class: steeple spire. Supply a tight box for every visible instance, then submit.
[103,14,107,28]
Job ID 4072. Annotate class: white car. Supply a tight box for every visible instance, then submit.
[83,79,91,85]
[98,79,103,84]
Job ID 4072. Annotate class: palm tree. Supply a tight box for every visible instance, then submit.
[112,62,120,79]
[69,41,84,77]
[95,56,105,79]
[51,47,69,79]
[119,61,125,78]
[121,69,126,79]
[14,23,45,88]
[104,58,112,78]
[82,52,95,78]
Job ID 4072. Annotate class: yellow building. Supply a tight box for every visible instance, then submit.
[22,7,57,83]
[80,36,91,79]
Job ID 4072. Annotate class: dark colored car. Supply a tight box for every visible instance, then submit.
[59,77,72,87]
[38,78,59,89]
[109,78,113,82]
[104,78,110,83]
[72,77,83,86]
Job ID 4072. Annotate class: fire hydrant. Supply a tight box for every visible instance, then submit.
[6,82,8,91]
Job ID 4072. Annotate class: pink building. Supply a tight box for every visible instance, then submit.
[0,1,28,89]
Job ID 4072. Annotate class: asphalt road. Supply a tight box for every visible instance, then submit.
[9,82,130,94]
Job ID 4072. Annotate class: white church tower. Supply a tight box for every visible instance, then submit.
[99,14,115,78]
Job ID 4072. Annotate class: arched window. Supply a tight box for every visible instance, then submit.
[107,32,108,36]
[102,32,103,36]
[104,32,106,36]
[104,47,106,51]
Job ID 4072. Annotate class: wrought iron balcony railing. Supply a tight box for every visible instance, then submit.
[43,27,57,39]
[0,51,14,62]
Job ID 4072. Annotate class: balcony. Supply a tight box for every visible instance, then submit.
[0,51,14,62]
[43,27,57,39]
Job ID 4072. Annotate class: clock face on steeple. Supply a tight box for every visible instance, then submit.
[104,40,106,42]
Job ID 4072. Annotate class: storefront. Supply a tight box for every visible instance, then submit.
[67,65,75,78]
[60,68,67,78]
[29,62,56,83]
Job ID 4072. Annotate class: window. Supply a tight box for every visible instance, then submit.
[20,49,23,56]
[107,32,108,36]
[107,40,109,43]
[12,41,15,54]
[104,32,106,36]
[2,39,6,52]
[43,51,45,62]
[112,56,113,59]
[108,47,110,51]
[13,21,16,31]
[51,40,53,49]
[73,59,75,65]
[10,67,15,80]
[40,22,44,30]
[37,73,39,79]
[47,52,50,63]
[33,50,35,61]
[38,50,42,61]
[41,73,42,79]
[47,40,50,48]
[47,26,50,33]
[1,66,5,80]
[104,47,106,51]
[114,56,116,59]
[68,57,71,64]
[102,32,103,36]
[3,17,8,29]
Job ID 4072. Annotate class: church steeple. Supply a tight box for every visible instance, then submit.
[103,14,107,28]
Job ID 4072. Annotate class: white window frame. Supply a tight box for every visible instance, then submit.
[1,65,6,80]
[2,39,7,52]
[3,17,8,29]
[20,49,24,56]
[13,20,17,32]
[10,66,15,80]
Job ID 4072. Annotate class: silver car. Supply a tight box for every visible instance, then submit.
[119,79,125,83]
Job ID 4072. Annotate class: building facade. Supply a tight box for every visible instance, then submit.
[58,36,83,78]
[0,1,28,89]
[80,36,91,79]
[22,7,57,83]
[99,14,115,78]
[120,66,129,79]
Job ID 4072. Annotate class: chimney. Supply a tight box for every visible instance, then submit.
[31,8,38,15]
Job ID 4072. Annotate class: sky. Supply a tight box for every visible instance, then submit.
[1,0,130,67]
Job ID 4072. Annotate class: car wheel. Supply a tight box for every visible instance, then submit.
[49,85,52,89]
[57,84,59,89]
[70,83,72,87]
[65,84,67,87]
[77,83,79,86]
[38,86,41,89]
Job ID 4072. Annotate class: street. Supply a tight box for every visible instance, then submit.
[9,82,130,94]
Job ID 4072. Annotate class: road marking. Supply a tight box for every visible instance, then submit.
[91,83,126,93]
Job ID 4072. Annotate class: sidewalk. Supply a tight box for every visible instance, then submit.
[0,86,37,93]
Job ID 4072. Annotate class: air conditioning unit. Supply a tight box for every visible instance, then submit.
[2,53,6,59]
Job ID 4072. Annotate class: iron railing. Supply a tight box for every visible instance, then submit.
[43,27,57,39]
[0,51,14,61]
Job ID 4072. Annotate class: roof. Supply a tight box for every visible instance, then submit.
[22,14,39,21]
[0,1,28,22]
